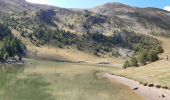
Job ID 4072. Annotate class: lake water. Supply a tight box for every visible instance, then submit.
[0,59,142,100]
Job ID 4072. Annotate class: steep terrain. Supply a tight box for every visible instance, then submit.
[91,3,170,36]
[0,0,169,63]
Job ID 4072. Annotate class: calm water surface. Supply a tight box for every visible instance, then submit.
[0,59,142,100]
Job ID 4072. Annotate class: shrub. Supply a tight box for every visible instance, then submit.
[147,50,159,62]
[138,50,147,65]
[130,57,138,67]
[155,45,164,54]
[123,60,130,69]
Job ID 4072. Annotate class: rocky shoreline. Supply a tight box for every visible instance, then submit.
[0,60,24,65]
[104,73,170,100]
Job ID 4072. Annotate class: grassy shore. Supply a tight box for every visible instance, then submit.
[111,60,170,88]
[109,35,170,89]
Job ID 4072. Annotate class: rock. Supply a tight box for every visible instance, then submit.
[148,84,154,87]
[162,94,165,98]
[133,87,138,90]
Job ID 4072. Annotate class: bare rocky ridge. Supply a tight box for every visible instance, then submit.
[91,3,170,36]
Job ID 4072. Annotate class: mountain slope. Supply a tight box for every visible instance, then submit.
[0,0,169,63]
[0,0,56,12]
[91,3,170,36]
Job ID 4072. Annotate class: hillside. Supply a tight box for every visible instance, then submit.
[91,3,170,36]
[0,24,25,62]
[0,0,169,63]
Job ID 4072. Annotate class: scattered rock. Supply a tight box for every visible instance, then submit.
[143,83,148,86]
[133,87,138,90]
[148,84,154,87]
[156,85,161,88]
[162,94,165,98]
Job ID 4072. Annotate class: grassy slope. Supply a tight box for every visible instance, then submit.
[12,29,124,65]
[111,36,170,87]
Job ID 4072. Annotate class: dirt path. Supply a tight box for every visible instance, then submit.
[104,73,170,100]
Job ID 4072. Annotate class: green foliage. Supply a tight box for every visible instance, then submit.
[124,49,161,68]
[32,26,114,56]
[147,50,159,62]
[138,49,159,65]
[138,50,147,66]
[33,26,78,46]
[112,51,119,57]
[155,45,164,54]
[130,57,138,67]
[0,24,12,39]
[113,31,161,52]
[123,60,130,69]
[30,26,163,59]
[0,24,25,61]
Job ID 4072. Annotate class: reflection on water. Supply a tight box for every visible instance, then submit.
[0,59,142,100]
[0,63,54,100]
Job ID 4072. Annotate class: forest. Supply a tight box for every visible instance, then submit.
[0,24,25,62]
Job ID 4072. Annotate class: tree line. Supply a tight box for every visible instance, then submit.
[123,47,164,68]
[0,24,25,61]
[23,25,163,59]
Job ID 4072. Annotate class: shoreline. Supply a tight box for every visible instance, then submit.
[104,73,170,100]
[24,57,116,69]
[25,56,115,66]
[0,60,24,65]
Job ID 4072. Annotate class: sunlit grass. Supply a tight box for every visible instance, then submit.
[111,60,170,87]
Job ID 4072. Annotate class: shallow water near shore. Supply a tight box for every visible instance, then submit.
[0,58,142,100]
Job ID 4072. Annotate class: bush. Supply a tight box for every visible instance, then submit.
[130,57,138,67]
[138,50,147,65]
[155,45,164,54]
[147,50,159,62]
[123,60,130,69]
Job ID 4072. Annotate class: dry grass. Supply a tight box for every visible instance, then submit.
[158,37,170,58]
[26,42,124,65]
[112,60,170,87]
[110,36,170,88]
[12,29,124,65]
